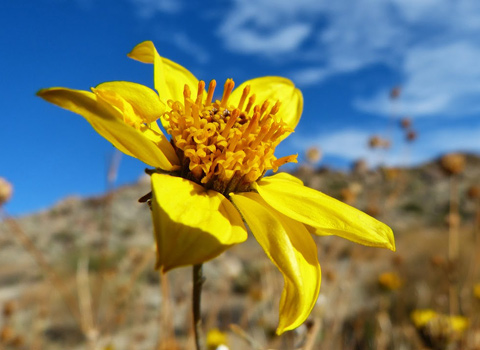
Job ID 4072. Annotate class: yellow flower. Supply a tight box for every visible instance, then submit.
[206,328,228,350]
[411,309,469,346]
[411,309,469,332]
[378,271,403,290]
[37,41,395,334]
[474,283,480,299]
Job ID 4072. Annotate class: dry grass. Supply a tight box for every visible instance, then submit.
[1,156,480,350]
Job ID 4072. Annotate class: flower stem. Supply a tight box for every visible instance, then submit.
[193,264,205,350]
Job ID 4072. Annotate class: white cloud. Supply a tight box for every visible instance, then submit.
[291,129,380,166]
[419,124,480,155]
[291,67,329,87]
[221,23,312,55]
[218,0,480,118]
[291,123,480,168]
[217,0,322,56]
[356,42,480,117]
[127,0,182,18]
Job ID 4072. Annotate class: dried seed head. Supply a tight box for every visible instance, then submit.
[406,130,417,142]
[467,185,480,200]
[0,178,13,206]
[390,86,401,99]
[2,300,16,318]
[400,117,411,129]
[368,135,382,149]
[306,146,322,164]
[440,153,466,175]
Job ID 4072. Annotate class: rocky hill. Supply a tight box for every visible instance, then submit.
[0,154,479,350]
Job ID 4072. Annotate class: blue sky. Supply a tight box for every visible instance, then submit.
[1,0,480,215]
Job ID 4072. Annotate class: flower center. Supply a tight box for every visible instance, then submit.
[163,79,297,195]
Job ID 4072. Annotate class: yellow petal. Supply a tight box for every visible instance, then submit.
[151,174,247,272]
[92,82,178,165]
[231,192,321,334]
[128,41,198,103]
[230,77,303,132]
[269,172,304,185]
[255,174,395,251]
[37,87,178,170]
[94,81,166,123]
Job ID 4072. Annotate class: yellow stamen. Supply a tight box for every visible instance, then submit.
[164,79,296,194]
[195,81,205,107]
[184,84,191,117]
[237,85,250,110]
[220,79,235,108]
[221,109,240,137]
[206,80,216,106]
[245,94,256,113]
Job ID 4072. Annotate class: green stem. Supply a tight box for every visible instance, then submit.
[193,264,205,350]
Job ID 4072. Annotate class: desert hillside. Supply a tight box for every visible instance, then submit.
[1,154,479,350]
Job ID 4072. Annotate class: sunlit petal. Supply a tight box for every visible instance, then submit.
[231,192,321,334]
[127,41,198,103]
[255,174,395,251]
[151,174,247,272]
[94,81,166,123]
[269,172,304,185]
[37,87,178,170]
[230,76,303,132]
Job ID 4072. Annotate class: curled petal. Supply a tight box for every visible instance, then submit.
[151,174,247,272]
[255,174,395,251]
[37,87,178,170]
[94,81,165,123]
[231,192,321,334]
[230,76,303,133]
[128,41,199,104]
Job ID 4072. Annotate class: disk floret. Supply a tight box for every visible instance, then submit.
[163,79,297,195]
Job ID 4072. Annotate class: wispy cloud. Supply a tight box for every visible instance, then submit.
[218,0,480,117]
[356,42,480,118]
[290,67,328,87]
[220,23,312,55]
[217,0,321,57]
[294,129,372,161]
[291,123,480,168]
[172,32,210,64]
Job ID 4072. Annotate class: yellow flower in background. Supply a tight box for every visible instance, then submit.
[378,271,403,290]
[38,41,395,334]
[411,309,469,347]
[411,309,469,332]
[474,283,480,299]
[206,328,228,350]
